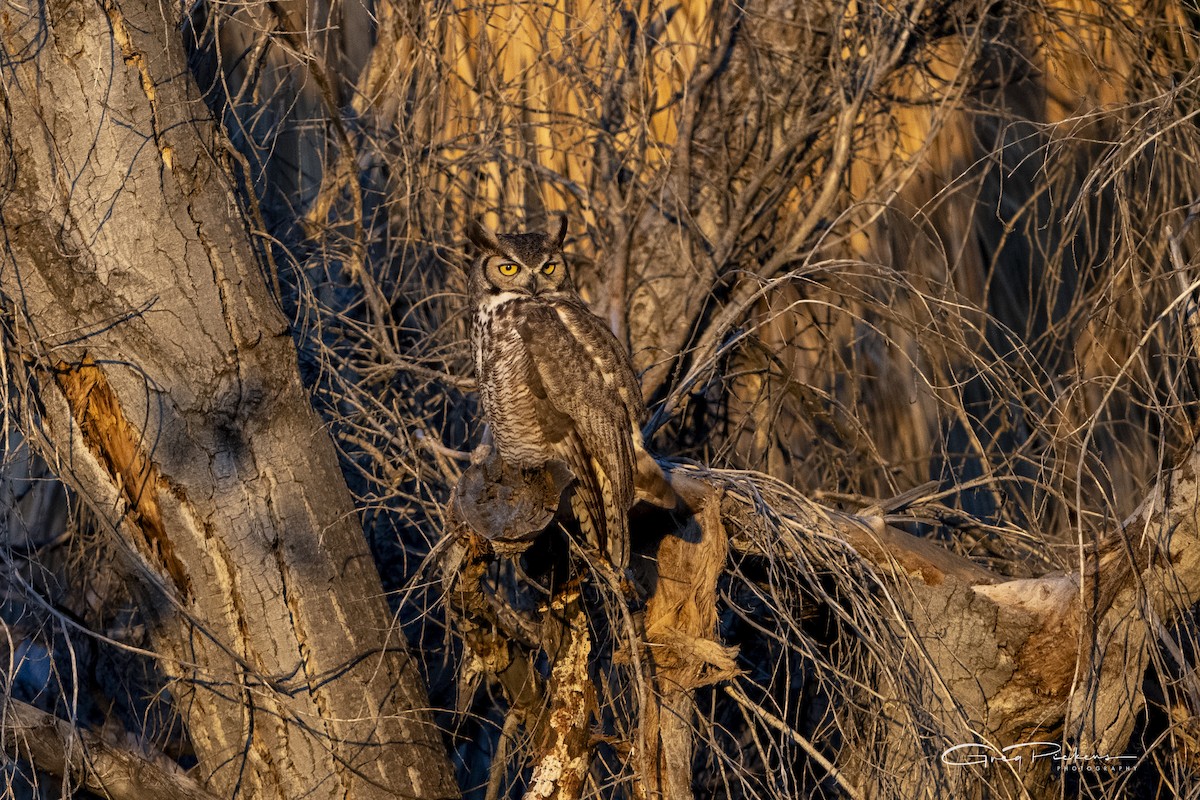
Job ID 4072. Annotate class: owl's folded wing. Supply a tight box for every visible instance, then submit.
[518,307,633,481]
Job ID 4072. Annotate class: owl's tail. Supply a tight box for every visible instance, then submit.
[570,458,629,572]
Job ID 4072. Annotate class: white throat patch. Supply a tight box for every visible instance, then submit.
[479,291,529,314]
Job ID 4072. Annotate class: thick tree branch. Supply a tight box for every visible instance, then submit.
[1,695,219,800]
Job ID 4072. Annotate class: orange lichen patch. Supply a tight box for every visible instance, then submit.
[54,356,191,597]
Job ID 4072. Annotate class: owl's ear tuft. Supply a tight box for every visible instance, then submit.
[548,215,567,249]
[467,219,501,251]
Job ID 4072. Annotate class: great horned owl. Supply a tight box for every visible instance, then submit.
[467,216,673,571]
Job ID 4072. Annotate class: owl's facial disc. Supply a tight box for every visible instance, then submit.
[469,221,569,298]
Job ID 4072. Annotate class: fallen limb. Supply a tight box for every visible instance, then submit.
[1,695,219,800]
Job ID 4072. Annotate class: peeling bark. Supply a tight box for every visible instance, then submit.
[524,589,595,800]
[441,524,597,800]
[54,357,192,597]
[639,488,737,800]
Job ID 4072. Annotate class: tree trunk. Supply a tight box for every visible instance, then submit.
[0,0,459,797]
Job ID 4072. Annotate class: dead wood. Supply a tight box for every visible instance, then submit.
[0,695,219,800]
[638,486,738,800]
[452,446,575,555]
[524,589,596,800]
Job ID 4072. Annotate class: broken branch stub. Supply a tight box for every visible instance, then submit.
[452,447,575,554]
[524,588,597,800]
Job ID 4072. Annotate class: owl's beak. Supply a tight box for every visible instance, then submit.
[520,272,538,295]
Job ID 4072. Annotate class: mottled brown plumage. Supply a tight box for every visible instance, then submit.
[466,217,672,571]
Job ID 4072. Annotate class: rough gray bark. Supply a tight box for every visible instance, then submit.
[0,0,459,797]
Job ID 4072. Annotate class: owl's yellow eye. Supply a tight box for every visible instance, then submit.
[497,262,519,276]
[542,262,557,275]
